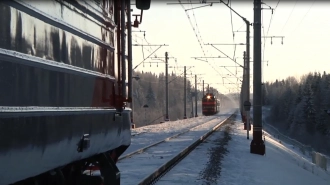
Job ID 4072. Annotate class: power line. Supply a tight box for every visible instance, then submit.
[290,0,315,35]
[280,0,297,34]
[265,7,274,36]
[179,0,206,57]
[134,34,153,53]
[229,0,236,60]
[274,0,280,9]
[179,0,227,84]
[133,34,178,71]
[236,22,245,31]
[189,0,205,48]
[262,0,280,82]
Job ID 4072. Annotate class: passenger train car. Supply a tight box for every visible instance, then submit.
[0,0,150,184]
[202,93,220,116]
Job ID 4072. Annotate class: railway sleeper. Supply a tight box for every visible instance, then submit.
[11,146,129,185]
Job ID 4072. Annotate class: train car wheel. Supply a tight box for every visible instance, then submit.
[96,153,120,185]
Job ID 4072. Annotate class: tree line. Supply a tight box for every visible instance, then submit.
[263,71,330,155]
[132,70,235,127]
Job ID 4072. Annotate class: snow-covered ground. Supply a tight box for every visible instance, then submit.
[145,114,330,185]
[117,108,236,184]
[124,107,236,155]
[156,115,235,185]
[218,117,330,185]
[83,106,330,184]
[261,106,330,171]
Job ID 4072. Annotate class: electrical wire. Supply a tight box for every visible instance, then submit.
[290,0,315,35]
[262,0,280,82]
[280,0,297,34]
[218,0,247,89]
[133,34,178,69]
[179,1,205,54]
[179,0,228,88]
[229,0,236,60]
[189,0,205,48]
[132,36,155,68]
[236,22,245,31]
[274,0,280,11]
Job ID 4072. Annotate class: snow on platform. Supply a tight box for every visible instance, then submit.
[154,115,330,185]
[218,119,330,185]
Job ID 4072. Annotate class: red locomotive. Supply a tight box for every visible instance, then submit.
[202,93,220,116]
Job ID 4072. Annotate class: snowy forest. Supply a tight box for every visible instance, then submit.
[263,71,330,155]
[131,70,235,127]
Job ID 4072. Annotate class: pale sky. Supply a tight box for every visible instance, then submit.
[130,1,330,94]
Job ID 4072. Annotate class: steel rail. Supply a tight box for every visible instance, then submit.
[118,115,222,161]
[138,112,237,185]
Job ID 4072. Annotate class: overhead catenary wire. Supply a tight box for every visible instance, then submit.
[280,0,297,34]
[186,1,229,83]
[179,0,228,88]
[189,0,205,49]
[133,34,176,70]
[265,1,278,36]
[290,0,315,35]
[261,0,280,82]
[217,0,249,88]
[229,0,236,60]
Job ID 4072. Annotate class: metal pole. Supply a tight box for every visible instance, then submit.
[165,52,169,121]
[243,51,247,123]
[202,80,204,95]
[191,94,194,117]
[127,0,133,123]
[247,110,250,139]
[246,20,251,139]
[240,81,243,121]
[246,20,250,103]
[251,0,265,155]
[184,66,187,119]
[243,51,249,135]
[195,74,198,117]
[121,0,126,98]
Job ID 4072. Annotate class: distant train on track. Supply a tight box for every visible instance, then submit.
[202,93,220,116]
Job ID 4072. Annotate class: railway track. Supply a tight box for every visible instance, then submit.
[130,114,218,137]
[119,114,225,161]
[122,113,232,155]
[117,111,237,185]
[136,112,237,185]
